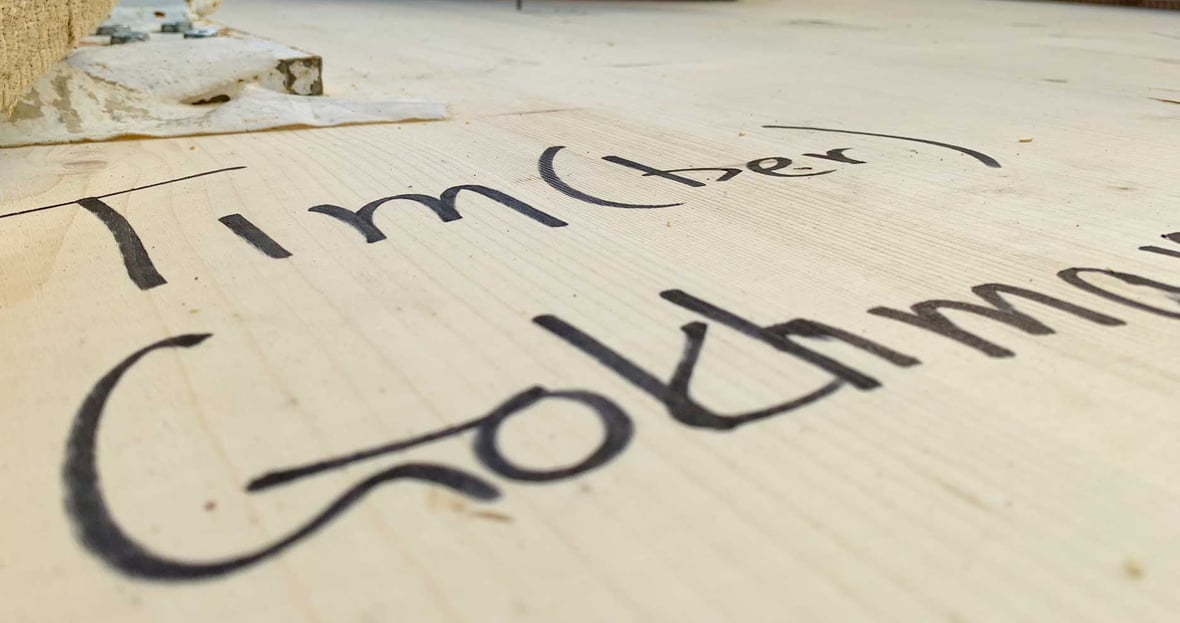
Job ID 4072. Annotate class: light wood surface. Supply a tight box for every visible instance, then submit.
[2,0,1180,621]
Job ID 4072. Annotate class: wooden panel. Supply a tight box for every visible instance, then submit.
[1,0,1179,621]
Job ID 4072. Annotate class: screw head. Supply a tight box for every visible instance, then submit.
[161,20,194,33]
[183,27,222,39]
[95,24,130,35]
[110,31,151,44]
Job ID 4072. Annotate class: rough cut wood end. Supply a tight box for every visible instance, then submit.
[0,0,119,112]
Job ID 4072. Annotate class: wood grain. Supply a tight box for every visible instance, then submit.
[1,0,1179,621]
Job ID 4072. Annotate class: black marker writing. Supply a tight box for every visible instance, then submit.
[0,166,247,221]
[743,156,835,178]
[251,386,632,490]
[661,289,910,389]
[1057,268,1180,320]
[309,184,566,243]
[61,231,1180,582]
[538,145,683,209]
[602,156,742,187]
[0,166,246,290]
[532,289,922,430]
[218,214,293,259]
[1,128,1000,292]
[1138,232,1180,260]
[533,315,844,430]
[63,333,502,580]
[867,284,1125,358]
[54,125,1021,582]
[66,338,634,580]
[602,154,838,187]
[762,126,1002,168]
[801,148,867,165]
[76,198,167,290]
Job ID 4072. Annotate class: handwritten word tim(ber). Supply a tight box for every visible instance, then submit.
[1,126,1000,290]
[63,232,1180,581]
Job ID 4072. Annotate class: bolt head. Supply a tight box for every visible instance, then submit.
[161,20,194,33]
[183,27,222,39]
[110,31,151,44]
[95,24,130,35]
